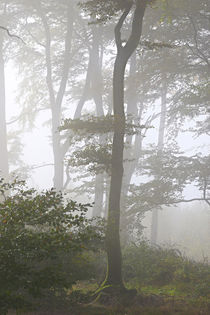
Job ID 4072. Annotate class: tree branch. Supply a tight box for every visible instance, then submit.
[0,26,25,44]
[114,3,133,51]
[56,1,74,110]
[123,0,147,58]
[30,163,54,170]
[165,198,210,206]
[187,15,210,70]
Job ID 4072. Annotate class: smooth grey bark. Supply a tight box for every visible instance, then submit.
[122,53,143,198]
[121,52,143,241]
[36,1,74,190]
[91,26,104,117]
[73,56,92,119]
[104,0,147,287]
[92,173,104,217]
[73,24,105,217]
[88,25,105,218]
[91,27,105,217]
[74,25,104,119]
[0,32,9,181]
[151,74,167,244]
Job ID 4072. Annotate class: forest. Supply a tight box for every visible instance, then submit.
[0,0,210,314]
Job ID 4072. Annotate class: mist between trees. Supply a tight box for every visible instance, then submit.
[0,0,210,313]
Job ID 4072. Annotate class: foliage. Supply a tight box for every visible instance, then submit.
[123,241,210,298]
[67,143,112,174]
[79,0,130,23]
[0,178,103,314]
[124,149,210,226]
[60,115,145,137]
[80,0,158,24]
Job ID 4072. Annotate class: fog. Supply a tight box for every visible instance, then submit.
[2,0,210,254]
[0,0,210,313]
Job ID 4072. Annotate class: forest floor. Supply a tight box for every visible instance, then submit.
[8,299,210,315]
[7,243,210,315]
[71,287,210,314]
[8,283,210,315]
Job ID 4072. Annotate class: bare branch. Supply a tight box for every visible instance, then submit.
[30,163,54,170]
[168,198,210,204]
[187,15,210,70]
[0,26,25,44]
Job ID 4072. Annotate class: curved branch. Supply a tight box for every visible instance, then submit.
[114,3,133,51]
[0,26,25,44]
[123,0,147,59]
[168,198,210,204]
[56,1,74,109]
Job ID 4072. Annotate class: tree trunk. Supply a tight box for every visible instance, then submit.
[73,24,105,215]
[92,173,104,217]
[0,32,9,181]
[121,52,144,243]
[122,52,141,199]
[105,54,125,286]
[92,26,105,217]
[37,0,74,190]
[74,24,104,119]
[151,74,167,244]
[104,0,146,287]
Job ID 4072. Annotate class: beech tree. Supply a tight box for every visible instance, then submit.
[80,0,210,291]
[81,0,149,289]
[0,1,25,181]
[0,31,9,181]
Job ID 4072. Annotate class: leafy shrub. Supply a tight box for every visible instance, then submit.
[0,179,103,314]
[123,241,182,286]
[174,258,210,297]
[122,241,210,297]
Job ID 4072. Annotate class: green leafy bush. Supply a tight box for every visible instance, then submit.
[123,241,182,286]
[0,179,103,314]
[122,241,210,298]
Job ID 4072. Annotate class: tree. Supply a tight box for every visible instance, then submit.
[80,0,210,291]
[0,1,25,181]
[103,0,147,288]
[81,0,148,290]
[9,0,76,190]
[0,31,9,181]
[34,0,74,190]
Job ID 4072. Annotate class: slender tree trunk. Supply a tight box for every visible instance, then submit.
[106,54,125,286]
[92,173,104,217]
[73,23,105,216]
[92,25,104,117]
[37,1,74,190]
[73,56,91,119]
[0,32,9,181]
[151,74,167,244]
[122,52,139,201]
[92,26,105,217]
[74,25,104,119]
[120,52,143,243]
[104,0,146,287]
[103,175,110,218]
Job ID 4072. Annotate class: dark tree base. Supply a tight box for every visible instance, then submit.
[92,285,137,307]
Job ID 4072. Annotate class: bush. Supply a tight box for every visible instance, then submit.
[123,241,182,286]
[122,241,210,298]
[0,179,103,314]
